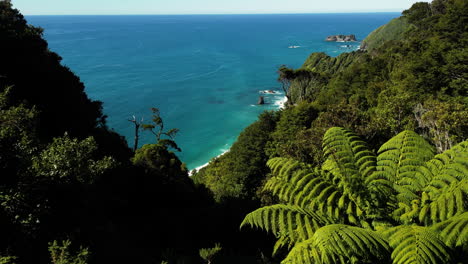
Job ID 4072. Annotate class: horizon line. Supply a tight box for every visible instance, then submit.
[25,11,402,16]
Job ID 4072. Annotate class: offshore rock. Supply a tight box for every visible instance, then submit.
[257,96,265,105]
[325,34,357,42]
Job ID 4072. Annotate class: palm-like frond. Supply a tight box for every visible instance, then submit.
[264,158,317,204]
[369,130,435,208]
[424,141,468,193]
[322,127,377,181]
[283,224,390,264]
[431,212,468,249]
[383,225,452,264]
[418,180,468,225]
[264,157,369,226]
[398,141,468,225]
[240,204,329,243]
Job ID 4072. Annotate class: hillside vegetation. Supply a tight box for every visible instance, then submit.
[0,2,275,263]
[242,127,468,263]
[360,17,414,52]
[195,0,467,206]
[0,0,466,263]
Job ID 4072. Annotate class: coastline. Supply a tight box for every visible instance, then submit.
[189,148,230,176]
[189,93,287,176]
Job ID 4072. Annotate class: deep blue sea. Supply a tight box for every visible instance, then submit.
[27,13,399,170]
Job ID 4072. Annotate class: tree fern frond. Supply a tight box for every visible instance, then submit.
[382,225,452,264]
[322,127,377,180]
[273,235,293,256]
[424,140,468,193]
[240,204,329,242]
[431,212,468,249]
[252,129,467,264]
[419,180,468,225]
[282,224,390,264]
[373,131,435,206]
[264,158,316,203]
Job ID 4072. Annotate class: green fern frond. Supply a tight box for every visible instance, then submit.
[251,129,467,264]
[383,225,452,264]
[267,158,304,180]
[424,140,468,192]
[431,212,468,248]
[273,236,293,256]
[322,127,377,180]
[264,158,315,203]
[419,180,468,225]
[240,204,329,242]
[282,224,390,264]
[372,131,435,207]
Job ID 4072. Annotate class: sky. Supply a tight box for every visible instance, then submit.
[12,0,431,15]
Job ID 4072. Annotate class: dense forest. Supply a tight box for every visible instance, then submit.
[0,0,467,263]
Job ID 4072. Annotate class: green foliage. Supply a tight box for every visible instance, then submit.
[278,65,296,103]
[371,88,417,135]
[432,212,468,249]
[0,2,105,139]
[0,87,38,183]
[0,256,17,264]
[369,130,435,207]
[132,143,187,178]
[361,17,413,52]
[32,135,116,184]
[199,243,222,264]
[383,226,452,264]
[193,111,278,201]
[284,0,468,153]
[0,3,262,263]
[48,240,89,264]
[288,70,327,103]
[142,107,181,151]
[283,224,390,264]
[301,52,362,75]
[242,127,468,264]
[266,102,319,163]
[402,2,433,27]
[414,97,468,152]
[1,0,467,262]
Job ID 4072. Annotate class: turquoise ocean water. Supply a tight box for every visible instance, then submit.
[27,13,399,170]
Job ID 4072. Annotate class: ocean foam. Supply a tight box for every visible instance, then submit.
[259,89,280,94]
[189,148,230,176]
[274,96,288,109]
[189,93,287,176]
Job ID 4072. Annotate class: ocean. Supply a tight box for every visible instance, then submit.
[27,13,400,170]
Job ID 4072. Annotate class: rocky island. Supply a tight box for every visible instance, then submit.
[325,34,357,42]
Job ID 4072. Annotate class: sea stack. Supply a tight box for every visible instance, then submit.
[325,34,357,42]
[257,96,265,105]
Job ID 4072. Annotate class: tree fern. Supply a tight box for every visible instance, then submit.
[383,225,452,264]
[431,212,468,249]
[283,224,390,264]
[418,180,468,225]
[240,204,329,242]
[368,130,435,207]
[398,141,468,225]
[242,127,468,264]
[322,127,377,180]
[264,158,370,226]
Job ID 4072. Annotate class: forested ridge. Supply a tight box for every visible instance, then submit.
[0,0,467,263]
[0,2,274,263]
